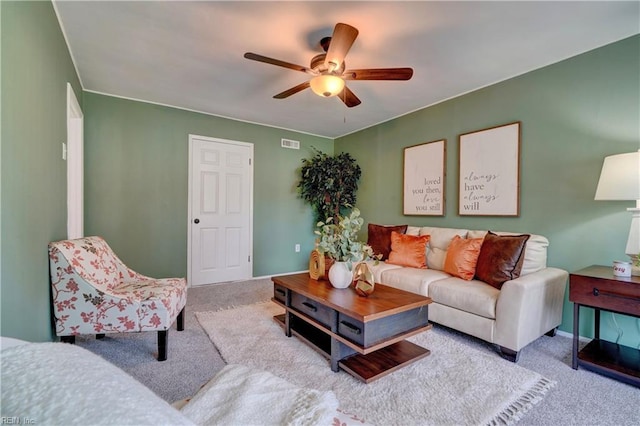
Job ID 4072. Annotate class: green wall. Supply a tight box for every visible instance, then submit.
[336,35,640,343]
[1,1,82,341]
[83,93,332,279]
[2,1,638,348]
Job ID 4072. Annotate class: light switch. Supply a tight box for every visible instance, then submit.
[62,142,67,160]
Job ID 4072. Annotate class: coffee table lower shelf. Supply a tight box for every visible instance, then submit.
[274,313,430,383]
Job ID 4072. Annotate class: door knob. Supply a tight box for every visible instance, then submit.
[194,218,200,224]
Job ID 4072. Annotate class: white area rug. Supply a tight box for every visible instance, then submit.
[196,302,555,426]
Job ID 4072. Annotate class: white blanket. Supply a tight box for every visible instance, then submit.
[180,364,339,426]
[1,339,346,426]
[1,342,194,425]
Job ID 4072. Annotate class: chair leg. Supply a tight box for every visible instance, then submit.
[60,335,76,344]
[177,307,185,331]
[158,330,167,361]
[157,308,184,361]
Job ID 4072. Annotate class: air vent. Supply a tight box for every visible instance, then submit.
[281,138,300,150]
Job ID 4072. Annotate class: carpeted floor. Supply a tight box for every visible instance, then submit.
[196,301,554,425]
[75,277,640,425]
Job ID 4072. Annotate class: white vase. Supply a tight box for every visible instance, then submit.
[328,261,352,289]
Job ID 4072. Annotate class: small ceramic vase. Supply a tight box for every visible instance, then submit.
[328,261,352,289]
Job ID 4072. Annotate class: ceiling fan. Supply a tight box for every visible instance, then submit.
[244,23,413,108]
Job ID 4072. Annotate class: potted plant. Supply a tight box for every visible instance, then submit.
[315,208,377,289]
[297,148,361,223]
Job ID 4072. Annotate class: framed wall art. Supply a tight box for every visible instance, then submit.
[458,122,521,216]
[403,139,446,216]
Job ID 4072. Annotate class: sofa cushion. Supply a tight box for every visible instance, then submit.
[367,223,408,260]
[429,277,500,319]
[387,232,430,269]
[380,267,451,296]
[365,260,403,283]
[406,226,421,236]
[443,235,484,280]
[468,230,548,275]
[418,227,469,270]
[475,231,530,289]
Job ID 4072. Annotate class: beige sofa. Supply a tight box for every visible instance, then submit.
[367,226,568,362]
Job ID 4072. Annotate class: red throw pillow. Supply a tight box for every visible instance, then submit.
[475,231,530,289]
[387,231,430,269]
[443,235,484,280]
[367,224,408,261]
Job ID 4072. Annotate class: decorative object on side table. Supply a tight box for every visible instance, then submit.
[594,150,640,276]
[612,260,632,277]
[315,208,379,290]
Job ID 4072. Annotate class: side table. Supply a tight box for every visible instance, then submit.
[569,265,640,387]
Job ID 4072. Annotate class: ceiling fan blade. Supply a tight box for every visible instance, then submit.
[244,52,311,74]
[338,85,361,108]
[344,68,414,81]
[273,81,311,99]
[325,23,359,71]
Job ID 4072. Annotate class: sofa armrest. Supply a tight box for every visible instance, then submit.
[494,267,568,351]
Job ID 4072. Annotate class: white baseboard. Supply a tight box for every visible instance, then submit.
[556,328,590,342]
[252,270,308,280]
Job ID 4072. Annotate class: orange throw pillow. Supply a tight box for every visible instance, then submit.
[443,235,484,280]
[387,232,430,269]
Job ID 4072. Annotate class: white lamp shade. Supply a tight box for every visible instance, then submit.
[310,75,345,98]
[594,151,640,201]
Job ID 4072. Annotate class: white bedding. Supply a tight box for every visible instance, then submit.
[0,336,29,350]
[1,342,194,425]
[0,340,356,426]
[180,364,339,426]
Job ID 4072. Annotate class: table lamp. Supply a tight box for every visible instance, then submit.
[594,150,640,275]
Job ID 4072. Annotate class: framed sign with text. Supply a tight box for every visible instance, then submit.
[458,122,521,216]
[403,139,446,216]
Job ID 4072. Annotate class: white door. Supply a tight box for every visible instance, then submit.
[188,135,253,286]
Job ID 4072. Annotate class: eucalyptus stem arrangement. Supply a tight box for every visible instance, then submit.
[314,208,377,268]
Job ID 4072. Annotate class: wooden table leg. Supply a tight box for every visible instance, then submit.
[330,310,339,372]
[572,303,579,370]
[284,290,292,338]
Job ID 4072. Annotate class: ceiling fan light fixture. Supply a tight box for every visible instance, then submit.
[310,75,344,98]
[244,23,411,107]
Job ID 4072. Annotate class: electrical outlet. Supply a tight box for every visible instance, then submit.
[295,244,301,253]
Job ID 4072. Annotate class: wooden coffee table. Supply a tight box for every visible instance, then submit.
[271,273,432,383]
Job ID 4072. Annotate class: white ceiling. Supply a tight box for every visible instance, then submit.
[53,1,639,139]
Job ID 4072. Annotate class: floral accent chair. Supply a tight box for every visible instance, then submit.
[49,236,187,361]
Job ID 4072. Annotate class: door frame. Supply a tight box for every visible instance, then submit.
[187,134,254,286]
[67,83,84,239]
